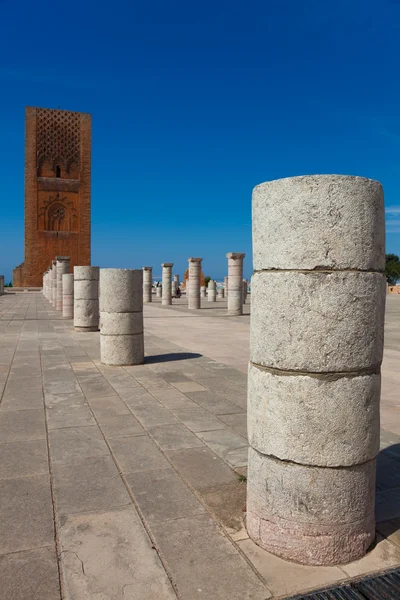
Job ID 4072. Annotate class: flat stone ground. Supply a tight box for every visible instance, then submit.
[0,292,399,600]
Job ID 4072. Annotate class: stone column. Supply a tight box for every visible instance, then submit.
[51,260,57,306]
[207,279,216,302]
[200,286,206,298]
[243,279,248,303]
[217,287,224,299]
[226,253,245,315]
[171,280,176,298]
[162,263,173,306]
[62,274,74,319]
[0,275,4,295]
[247,175,386,566]
[224,275,229,300]
[188,258,202,310]
[143,267,152,303]
[174,274,179,294]
[156,285,162,298]
[100,269,144,366]
[74,266,100,331]
[56,256,70,311]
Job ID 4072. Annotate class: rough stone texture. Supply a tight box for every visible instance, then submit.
[162,263,173,306]
[252,175,385,272]
[246,448,376,565]
[250,271,386,372]
[188,258,202,310]
[247,174,386,565]
[51,260,57,306]
[73,266,99,331]
[100,269,144,366]
[247,362,380,466]
[208,279,216,302]
[56,256,70,311]
[143,266,152,303]
[227,253,245,315]
[62,273,74,319]
[217,287,224,299]
[200,285,206,298]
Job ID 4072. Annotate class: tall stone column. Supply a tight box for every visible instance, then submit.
[74,266,100,331]
[62,274,74,319]
[200,286,206,298]
[51,260,57,306]
[247,175,386,566]
[174,274,179,293]
[0,275,4,295]
[171,280,176,298]
[207,279,216,302]
[188,258,202,310]
[156,285,162,298]
[243,279,248,304]
[226,253,245,315]
[161,263,173,306]
[143,267,153,303]
[217,287,224,299]
[224,276,229,300]
[100,269,144,366]
[56,256,71,311]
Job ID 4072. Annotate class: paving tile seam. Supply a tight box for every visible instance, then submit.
[0,543,55,558]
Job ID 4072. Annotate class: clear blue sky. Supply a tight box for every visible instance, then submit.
[1,0,399,283]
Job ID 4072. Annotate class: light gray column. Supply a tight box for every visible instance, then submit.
[171,280,176,298]
[100,269,144,366]
[62,274,74,319]
[188,258,202,310]
[207,279,216,302]
[224,276,229,300]
[56,256,70,311]
[156,285,162,298]
[217,287,224,299]
[74,266,100,331]
[51,260,57,306]
[200,286,206,298]
[174,274,179,294]
[143,267,153,303]
[162,263,173,306]
[226,253,245,315]
[243,279,248,304]
[247,175,386,566]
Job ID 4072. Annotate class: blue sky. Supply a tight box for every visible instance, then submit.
[1,0,400,283]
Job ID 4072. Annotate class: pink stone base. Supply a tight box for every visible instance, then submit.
[246,509,375,566]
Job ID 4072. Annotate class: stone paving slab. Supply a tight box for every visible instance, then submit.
[0,293,400,600]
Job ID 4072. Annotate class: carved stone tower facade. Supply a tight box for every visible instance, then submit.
[13,107,91,287]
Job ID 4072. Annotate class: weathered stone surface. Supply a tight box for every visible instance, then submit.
[248,363,380,466]
[100,312,143,334]
[188,258,202,310]
[252,175,385,271]
[226,253,245,315]
[100,268,142,313]
[56,256,70,311]
[247,448,375,565]
[143,266,153,303]
[207,279,216,302]
[100,333,144,366]
[162,263,173,306]
[0,547,61,600]
[73,266,99,331]
[62,273,74,319]
[250,270,386,372]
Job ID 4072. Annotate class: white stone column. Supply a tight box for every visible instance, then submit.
[171,280,176,298]
[74,266,100,331]
[217,287,224,299]
[207,279,216,302]
[162,263,173,306]
[174,274,179,294]
[51,260,57,306]
[62,274,74,319]
[224,276,229,300]
[100,269,144,366]
[143,267,153,303]
[247,175,386,566]
[188,258,202,310]
[56,256,70,311]
[156,285,162,298]
[243,279,248,304]
[226,253,245,316]
[200,286,206,298]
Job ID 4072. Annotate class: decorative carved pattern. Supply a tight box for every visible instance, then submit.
[38,193,78,232]
[36,108,80,173]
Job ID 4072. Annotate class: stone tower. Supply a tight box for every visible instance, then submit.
[13,107,91,287]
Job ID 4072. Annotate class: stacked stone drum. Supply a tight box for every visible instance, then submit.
[74,266,100,331]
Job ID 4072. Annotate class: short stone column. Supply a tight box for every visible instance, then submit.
[224,276,229,299]
[243,279,248,303]
[143,267,153,303]
[0,275,4,295]
[62,274,74,319]
[226,253,245,315]
[162,263,173,306]
[217,287,224,299]
[156,285,162,298]
[200,286,206,298]
[188,258,202,310]
[247,175,386,566]
[74,266,100,331]
[56,256,70,311]
[51,260,57,306]
[207,279,216,302]
[100,269,144,366]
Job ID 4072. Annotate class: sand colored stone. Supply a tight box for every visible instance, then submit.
[156,285,162,298]
[62,273,74,319]
[226,253,245,315]
[162,263,173,306]
[207,279,216,302]
[217,287,224,299]
[188,258,202,310]
[51,260,57,306]
[56,256,70,312]
[143,267,152,303]
[73,266,99,331]
[247,174,386,565]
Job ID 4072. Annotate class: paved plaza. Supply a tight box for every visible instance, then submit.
[0,292,399,600]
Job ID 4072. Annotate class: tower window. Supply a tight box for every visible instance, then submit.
[56,165,61,178]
